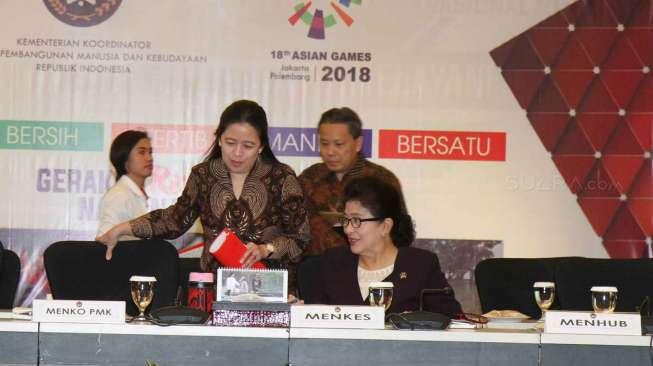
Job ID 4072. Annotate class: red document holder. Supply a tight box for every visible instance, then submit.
[208,229,267,269]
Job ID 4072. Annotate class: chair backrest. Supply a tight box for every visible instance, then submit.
[0,245,21,309]
[475,257,577,318]
[44,239,179,315]
[296,255,321,304]
[555,258,653,312]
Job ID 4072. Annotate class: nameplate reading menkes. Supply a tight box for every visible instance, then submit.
[544,310,641,335]
[32,300,126,324]
[290,305,385,329]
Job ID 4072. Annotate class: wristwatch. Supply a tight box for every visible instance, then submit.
[264,244,275,258]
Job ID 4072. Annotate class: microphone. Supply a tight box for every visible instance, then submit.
[419,287,453,311]
[639,296,653,335]
[639,296,650,316]
[387,287,453,330]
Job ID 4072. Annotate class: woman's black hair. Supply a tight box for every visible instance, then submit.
[109,130,149,180]
[342,176,415,247]
[205,100,279,164]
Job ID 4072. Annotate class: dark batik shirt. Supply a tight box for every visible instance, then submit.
[130,158,310,272]
[298,155,406,256]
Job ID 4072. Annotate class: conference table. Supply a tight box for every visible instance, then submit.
[0,319,651,366]
[0,320,38,366]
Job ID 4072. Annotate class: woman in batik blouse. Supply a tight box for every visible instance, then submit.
[97,100,310,276]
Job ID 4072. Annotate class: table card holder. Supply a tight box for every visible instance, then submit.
[291,304,385,329]
[32,299,125,323]
[544,310,641,336]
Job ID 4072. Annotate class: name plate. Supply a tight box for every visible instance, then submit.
[32,300,126,324]
[545,310,641,335]
[290,305,385,329]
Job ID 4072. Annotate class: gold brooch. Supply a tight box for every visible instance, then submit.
[400,272,407,279]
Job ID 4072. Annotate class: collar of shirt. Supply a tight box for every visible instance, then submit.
[324,154,368,183]
[118,175,148,201]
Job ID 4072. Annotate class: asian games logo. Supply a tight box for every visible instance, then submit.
[288,0,362,40]
[44,0,122,27]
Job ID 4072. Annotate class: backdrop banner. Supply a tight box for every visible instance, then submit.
[1,0,614,311]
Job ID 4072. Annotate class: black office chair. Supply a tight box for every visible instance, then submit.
[0,242,21,308]
[555,258,653,312]
[296,255,321,304]
[475,257,576,318]
[44,239,179,315]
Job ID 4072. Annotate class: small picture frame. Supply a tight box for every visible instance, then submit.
[216,268,288,302]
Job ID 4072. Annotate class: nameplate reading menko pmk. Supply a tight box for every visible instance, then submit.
[544,310,641,335]
[290,305,385,329]
[32,300,126,324]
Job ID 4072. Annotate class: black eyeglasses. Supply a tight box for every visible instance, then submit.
[338,216,382,228]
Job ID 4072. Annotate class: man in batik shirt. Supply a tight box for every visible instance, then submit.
[299,107,406,256]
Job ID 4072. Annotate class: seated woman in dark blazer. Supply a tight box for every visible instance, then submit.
[311,176,462,317]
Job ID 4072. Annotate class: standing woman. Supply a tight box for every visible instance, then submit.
[97,100,310,277]
[97,130,153,241]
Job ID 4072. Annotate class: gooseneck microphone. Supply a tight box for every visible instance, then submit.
[419,287,453,311]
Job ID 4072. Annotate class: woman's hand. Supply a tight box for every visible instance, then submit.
[288,294,304,305]
[240,242,270,268]
[95,222,131,260]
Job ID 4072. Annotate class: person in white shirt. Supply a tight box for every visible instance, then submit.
[225,273,238,296]
[97,130,153,241]
[239,276,249,294]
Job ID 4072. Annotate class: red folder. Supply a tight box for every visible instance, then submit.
[208,228,266,269]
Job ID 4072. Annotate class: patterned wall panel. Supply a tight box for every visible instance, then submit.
[492,0,653,258]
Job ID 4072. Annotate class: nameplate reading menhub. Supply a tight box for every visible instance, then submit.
[32,300,126,324]
[544,310,641,336]
[290,305,385,329]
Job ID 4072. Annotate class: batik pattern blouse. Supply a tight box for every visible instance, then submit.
[130,158,310,272]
